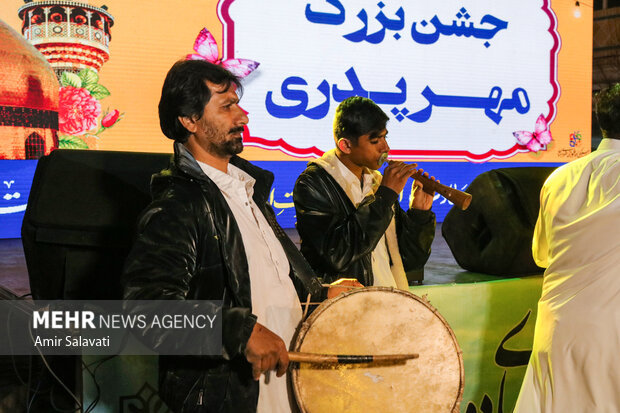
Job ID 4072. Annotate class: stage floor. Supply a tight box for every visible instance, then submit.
[0,225,542,413]
[0,224,504,298]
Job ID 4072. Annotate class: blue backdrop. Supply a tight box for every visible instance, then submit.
[0,159,562,239]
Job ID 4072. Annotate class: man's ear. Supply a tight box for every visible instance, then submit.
[178,115,198,134]
[337,138,352,154]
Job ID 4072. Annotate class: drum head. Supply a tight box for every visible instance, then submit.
[292,287,464,412]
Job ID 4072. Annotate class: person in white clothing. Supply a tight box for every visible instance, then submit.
[123,60,322,413]
[514,84,620,412]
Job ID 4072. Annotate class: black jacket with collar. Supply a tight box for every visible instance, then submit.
[293,163,435,286]
[123,143,319,412]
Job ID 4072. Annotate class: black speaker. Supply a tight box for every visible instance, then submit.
[441,167,557,276]
[21,149,171,300]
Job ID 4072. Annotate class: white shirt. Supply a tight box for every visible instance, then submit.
[197,160,302,413]
[310,149,412,289]
[331,157,397,287]
[515,139,620,413]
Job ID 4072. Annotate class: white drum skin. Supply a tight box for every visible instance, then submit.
[292,287,464,413]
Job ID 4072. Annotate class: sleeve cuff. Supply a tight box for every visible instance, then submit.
[407,209,436,224]
[222,308,257,359]
[376,185,399,205]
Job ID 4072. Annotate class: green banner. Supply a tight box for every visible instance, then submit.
[411,276,542,413]
[83,276,543,412]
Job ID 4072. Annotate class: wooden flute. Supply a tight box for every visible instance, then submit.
[381,154,472,210]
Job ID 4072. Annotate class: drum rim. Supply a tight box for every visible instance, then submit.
[291,286,465,413]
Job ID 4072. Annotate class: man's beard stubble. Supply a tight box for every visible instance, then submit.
[216,137,243,157]
[206,125,245,158]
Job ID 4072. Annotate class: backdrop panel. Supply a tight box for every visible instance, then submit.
[0,0,592,237]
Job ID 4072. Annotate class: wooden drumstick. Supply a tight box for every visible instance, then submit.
[288,351,418,364]
[320,284,364,289]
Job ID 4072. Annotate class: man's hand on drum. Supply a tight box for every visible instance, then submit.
[245,322,289,380]
[327,278,364,299]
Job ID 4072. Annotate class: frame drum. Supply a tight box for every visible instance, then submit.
[292,287,464,412]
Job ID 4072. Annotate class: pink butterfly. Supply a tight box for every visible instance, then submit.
[513,114,552,152]
[186,28,259,78]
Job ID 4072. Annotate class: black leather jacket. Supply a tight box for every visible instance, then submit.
[123,143,318,412]
[293,163,435,286]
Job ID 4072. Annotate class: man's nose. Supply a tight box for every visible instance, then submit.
[236,106,249,126]
[381,139,390,153]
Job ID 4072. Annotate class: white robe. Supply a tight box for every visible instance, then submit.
[197,161,301,413]
[514,139,620,413]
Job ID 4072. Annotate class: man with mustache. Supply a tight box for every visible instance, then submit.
[123,60,320,412]
[293,96,436,289]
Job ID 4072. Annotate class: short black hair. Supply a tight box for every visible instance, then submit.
[595,84,620,140]
[158,60,242,143]
[333,96,389,144]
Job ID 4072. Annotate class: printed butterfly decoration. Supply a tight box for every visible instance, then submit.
[513,114,552,152]
[186,28,259,78]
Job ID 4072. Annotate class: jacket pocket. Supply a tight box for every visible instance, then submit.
[182,370,231,413]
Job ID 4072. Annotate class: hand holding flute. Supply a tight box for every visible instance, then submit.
[380,153,472,210]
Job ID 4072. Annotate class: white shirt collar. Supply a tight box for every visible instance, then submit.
[311,149,381,206]
[196,160,256,199]
[332,155,376,201]
[598,138,620,151]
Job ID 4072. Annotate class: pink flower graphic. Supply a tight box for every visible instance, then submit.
[59,86,102,135]
[101,109,120,128]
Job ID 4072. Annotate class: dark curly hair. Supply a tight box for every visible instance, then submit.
[594,84,620,140]
[333,96,389,144]
[158,60,242,143]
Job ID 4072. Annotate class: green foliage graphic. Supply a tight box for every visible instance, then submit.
[58,135,89,149]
